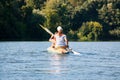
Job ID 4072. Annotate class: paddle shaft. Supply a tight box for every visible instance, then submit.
[39,24,53,35]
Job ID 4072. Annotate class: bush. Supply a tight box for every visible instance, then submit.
[78,21,103,41]
[67,29,78,41]
[109,27,120,39]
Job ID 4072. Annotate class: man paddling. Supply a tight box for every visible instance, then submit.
[40,24,80,54]
[49,26,69,53]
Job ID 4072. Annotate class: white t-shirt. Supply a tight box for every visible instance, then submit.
[55,34,66,46]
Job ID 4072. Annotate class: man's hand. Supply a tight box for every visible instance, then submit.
[51,35,54,39]
[66,45,69,48]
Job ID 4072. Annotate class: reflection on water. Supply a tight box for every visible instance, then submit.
[49,54,68,74]
[0,42,120,80]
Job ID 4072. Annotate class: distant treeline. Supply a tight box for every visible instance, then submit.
[0,0,120,41]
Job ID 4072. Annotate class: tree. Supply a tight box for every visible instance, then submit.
[0,0,120,41]
[0,0,46,40]
[70,0,98,30]
[77,21,103,41]
[41,0,71,33]
[109,27,120,40]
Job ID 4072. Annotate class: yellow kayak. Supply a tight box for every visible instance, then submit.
[47,47,69,54]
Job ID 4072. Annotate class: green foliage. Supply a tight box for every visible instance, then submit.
[41,0,71,33]
[109,27,120,40]
[71,0,98,30]
[67,30,78,41]
[25,0,46,9]
[41,0,58,28]
[98,2,120,29]
[0,0,120,41]
[0,0,46,40]
[78,21,103,41]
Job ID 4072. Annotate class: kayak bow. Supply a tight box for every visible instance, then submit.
[47,47,69,54]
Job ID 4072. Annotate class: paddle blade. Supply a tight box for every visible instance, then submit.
[72,50,80,55]
[67,48,80,55]
[39,24,53,35]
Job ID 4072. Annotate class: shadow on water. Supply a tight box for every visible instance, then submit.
[82,52,99,56]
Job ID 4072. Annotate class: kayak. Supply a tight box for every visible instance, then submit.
[47,47,69,54]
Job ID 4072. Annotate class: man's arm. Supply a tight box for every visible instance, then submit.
[64,35,69,47]
[49,35,56,43]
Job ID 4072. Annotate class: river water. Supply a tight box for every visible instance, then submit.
[0,42,120,80]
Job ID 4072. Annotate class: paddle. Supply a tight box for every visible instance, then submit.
[39,24,53,35]
[39,24,80,55]
[71,49,80,55]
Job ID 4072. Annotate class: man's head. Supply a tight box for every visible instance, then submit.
[57,26,63,33]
